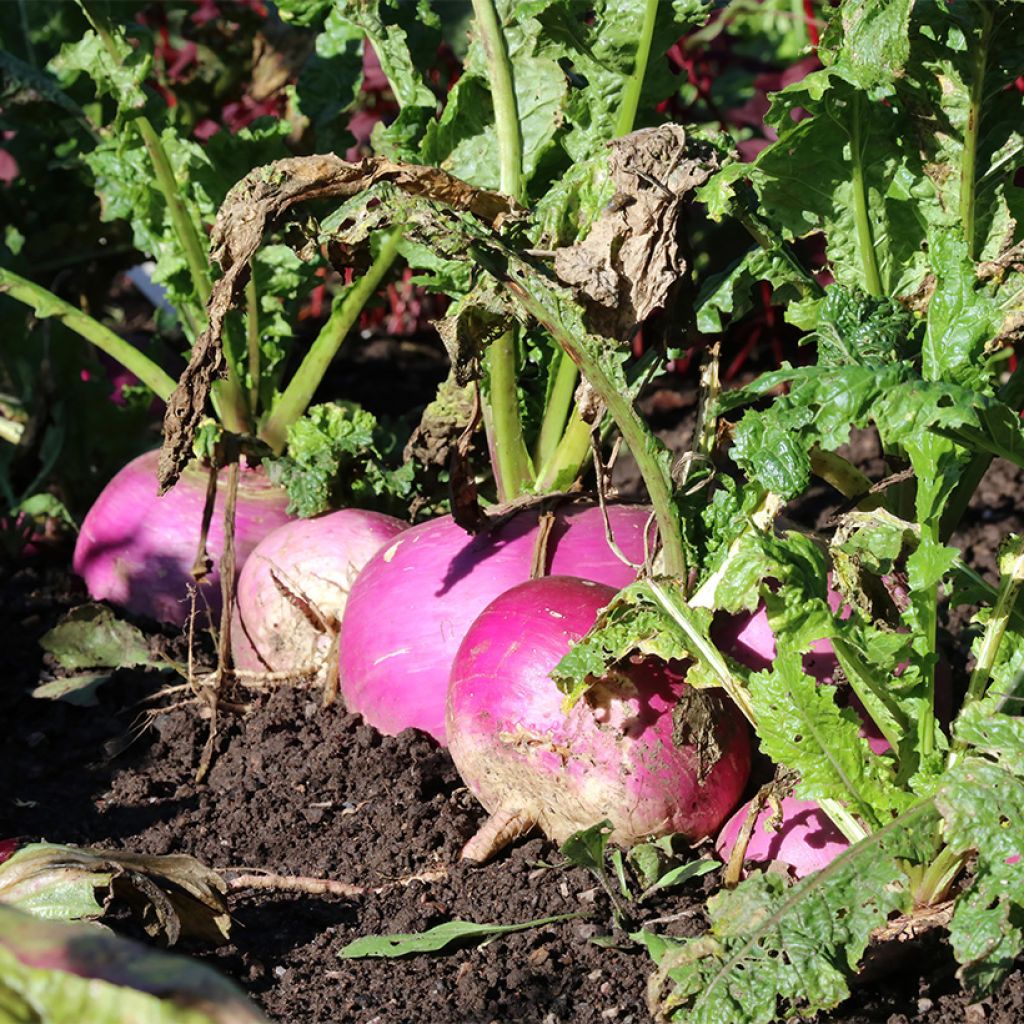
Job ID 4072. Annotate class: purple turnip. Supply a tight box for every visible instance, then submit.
[338,503,654,744]
[231,509,407,678]
[715,795,849,879]
[73,449,291,626]
[447,576,752,862]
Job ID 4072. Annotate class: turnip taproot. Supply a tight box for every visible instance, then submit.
[715,795,849,879]
[338,503,654,744]
[447,576,751,862]
[73,449,291,626]
[231,509,407,677]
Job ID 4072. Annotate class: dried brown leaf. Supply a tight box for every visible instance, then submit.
[158,155,520,491]
[553,125,720,340]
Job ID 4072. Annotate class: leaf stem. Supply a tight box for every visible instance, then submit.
[963,533,1024,709]
[614,0,659,138]
[850,93,883,297]
[504,279,686,575]
[471,0,533,499]
[960,2,992,261]
[245,272,260,412]
[260,227,404,454]
[533,351,578,472]
[0,269,176,401]
[471,0,522,200]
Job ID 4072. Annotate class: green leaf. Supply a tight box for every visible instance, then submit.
[269,401,413,518]
[750,652,907,822]
[0,843,230,946]
[31,673,112,707]
[641,858,718,900]
[39,604,153,672]
[50,27,150,114]
[0,905,265,1023]
[647,801,938,1024]
[339,914,578,959]
[560,820,614,876]
[819,0,914,93]
[937,739,1024,995]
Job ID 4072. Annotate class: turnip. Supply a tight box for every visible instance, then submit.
[73,449,291,626]
[231,509,407,677]
[447,576,752,862]
[338,503,654,743]
[715,795,849,879]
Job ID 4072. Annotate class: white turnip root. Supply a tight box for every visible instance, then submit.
[73,449,291,626]
[338,503,654,744]
[447,576,752,862]
[231,509,407,678]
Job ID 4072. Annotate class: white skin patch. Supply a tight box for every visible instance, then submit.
[382,540,403,563]
[548,610,564,619]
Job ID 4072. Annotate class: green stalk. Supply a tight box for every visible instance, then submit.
[471,0,522,200]
[915,844,967,907]
[505,282,685,575]
[85,6,251,434]
[535,410,591,492]
[471,0,533,500]
[850,93,883,298]
[916,523,939,760]
[960,3,992,261]
[963,533,1024,710]
[614,0,660,138]
[536,0,661,488]
[260,228,404,454]
[245,273,260,411]
[0,268,176,401]
[532,351,577,472]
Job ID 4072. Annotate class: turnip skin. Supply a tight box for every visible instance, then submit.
[447,576,752,862]
[715,795,849,879]
[338,503,654,744]
[231,509,407,677]
[73,449,291,626]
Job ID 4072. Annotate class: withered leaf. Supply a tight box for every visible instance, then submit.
[158,154,521,492]
[553,125,721,340]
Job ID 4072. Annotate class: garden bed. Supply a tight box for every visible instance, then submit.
[4,397,1023,1024]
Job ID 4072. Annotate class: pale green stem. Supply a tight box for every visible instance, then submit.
[533,351,578,471]
[915,844,967,907]
[964,534,1024,709]
[471,0,522,200]
[471,0,533,499]
[260,228,404,453]
[960,3,992,260]
[86,6,250,434]
[535,409,591,493]
[245,273,260,411]
[614,0,660,138]
[850,93,883,298]
[0,268,176,401]
[917,522,939,760]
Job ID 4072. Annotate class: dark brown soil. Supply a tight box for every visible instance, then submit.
[3,392,1024,1024]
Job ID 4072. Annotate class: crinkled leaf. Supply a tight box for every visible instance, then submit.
[647,801,937,1024]
[938,721,1024,995]
[49,27,150,113]
[269,401,412,518]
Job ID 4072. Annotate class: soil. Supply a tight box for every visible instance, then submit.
[3,380,1024,1024]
